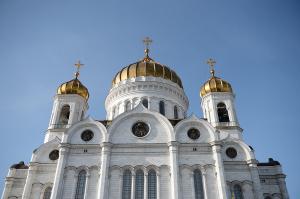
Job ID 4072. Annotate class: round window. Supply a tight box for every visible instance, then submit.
[132,122,149,137]
[49,150,59,160]
[81,130,94,142]
[226,147,237,158]
[187,128,200,140]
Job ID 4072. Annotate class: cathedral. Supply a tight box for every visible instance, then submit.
[1,39,289,199]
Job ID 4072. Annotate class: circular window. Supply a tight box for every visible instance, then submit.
[226,147,237,158]
[81,130,94,142]
[187,128,200,140]
[49,150,59,160]
[132,122,150,137]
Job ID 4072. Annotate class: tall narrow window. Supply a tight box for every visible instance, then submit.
[58,105,70,126]
[43,187,52,199]
[75,170,87,199]
[233,184,244,199]
[217,102,230,122]
[125,101,131,112]
[142,99,148,109]
[135,169,144,199]
[122,169,132,199]
[193,169,204,199]
[159,101,165,115]
[148,169,157,199]
[174,106,178,119]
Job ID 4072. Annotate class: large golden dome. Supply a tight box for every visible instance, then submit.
[57,78,89,100]
[200,58,233,97]
[112,51,183,88]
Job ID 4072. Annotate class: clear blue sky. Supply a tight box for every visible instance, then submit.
[0,0,299,198]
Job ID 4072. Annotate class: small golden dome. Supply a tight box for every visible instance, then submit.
[200,76,233,97]
[112,59,183,88]
[57,78,89,100]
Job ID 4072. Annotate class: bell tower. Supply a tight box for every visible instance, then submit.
[200,59,239,128]
[45,61,89,142]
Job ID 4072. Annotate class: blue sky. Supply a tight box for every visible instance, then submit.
[0,0,299,198]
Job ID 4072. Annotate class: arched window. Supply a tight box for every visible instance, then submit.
[142,99,148,109]
[75,170,87,199]
[58,105,70,126]
[43,187,52,199]
[174,106,178,119]
[148,169,157,199]
[193,169,204,199]
[159,101,165,116]
[217,102,230,122]
[125,101,131,112]
[135,169,144,199]
[233,184,244,199]
[122,169,132,199]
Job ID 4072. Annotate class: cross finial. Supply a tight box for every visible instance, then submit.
[74,60,84,78]
[207,58,216,77]
[142,37,152,61]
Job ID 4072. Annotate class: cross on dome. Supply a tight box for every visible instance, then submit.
[207,58,216,77]
[142,37,153,62]
[74,60,84,78]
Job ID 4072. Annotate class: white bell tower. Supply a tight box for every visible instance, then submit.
[200,59,239,128]
[45,61,89,143]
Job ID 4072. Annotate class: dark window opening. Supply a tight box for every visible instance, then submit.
[159,101,165,115]
[217,103,229,122]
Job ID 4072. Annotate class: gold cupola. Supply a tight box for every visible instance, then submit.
[112,37,183,89]
[57,61,89,100]
[200,59,233,97]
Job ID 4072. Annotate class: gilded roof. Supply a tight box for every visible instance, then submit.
[200,76,233,97]
[57,78,89,100]
[112,59,183,88]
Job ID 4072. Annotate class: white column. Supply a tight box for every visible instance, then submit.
[50,144,70,199]
[62,168,76,199]
[201,168,208,199]
[22,164,37,199]
[31,183,42,199]
[210,142,227,199]
[168,141,180,199]
[1,177,13,199]
[97,142,112,199]
[242,182,255,199]
[131,172,136,199]
[247,160,263,199]
[156,172,160,199]
[278,175,289,199]
[190,169,196,199]
[83,172,91,199]
[144,173,148,199]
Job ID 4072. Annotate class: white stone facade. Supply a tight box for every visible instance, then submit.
[1,61,289,199]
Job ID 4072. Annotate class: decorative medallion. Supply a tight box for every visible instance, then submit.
[226,147,237,158]
[132,122,150,137]
[187,128,200,140]
[49,150,59,160]
[81,130,94,142]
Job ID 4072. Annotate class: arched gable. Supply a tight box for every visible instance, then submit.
[108,103,174,143]
[64,116,108,144]
[31,137,60,163]
[174,114,217,143]
[221,138,255,161]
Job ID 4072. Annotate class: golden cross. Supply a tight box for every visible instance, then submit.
[207,58,216,76]
[143,37,152,50]
[74,60,84,78]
